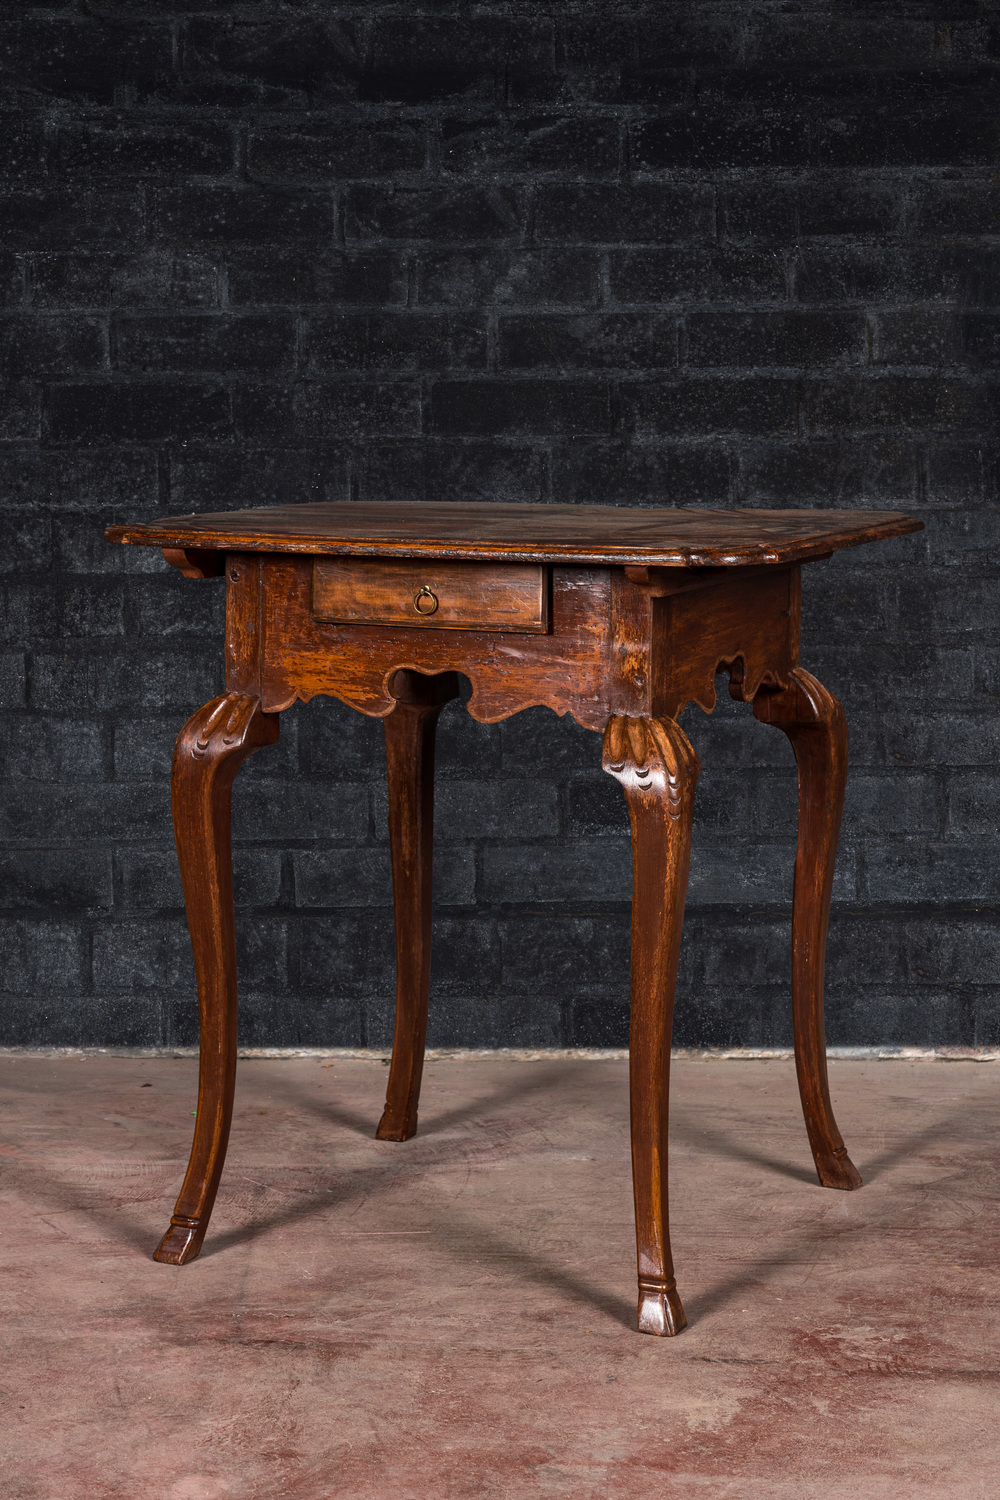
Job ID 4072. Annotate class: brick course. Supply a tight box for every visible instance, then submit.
[1,2,997,1048]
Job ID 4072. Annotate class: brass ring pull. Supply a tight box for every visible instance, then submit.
[413,586,439,616]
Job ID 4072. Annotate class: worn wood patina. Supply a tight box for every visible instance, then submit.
[108,499,921,1335]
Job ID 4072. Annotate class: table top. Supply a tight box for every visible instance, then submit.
[106,501,922,568]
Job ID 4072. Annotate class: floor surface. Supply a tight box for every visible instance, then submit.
[1,1054,997,1499]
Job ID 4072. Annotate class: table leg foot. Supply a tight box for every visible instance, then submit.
[815,1144,863,1191]
[637,1278,687,1337]
[153,1216,205,1265]
[375,1108,417,1142]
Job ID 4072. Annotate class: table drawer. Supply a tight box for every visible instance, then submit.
[312,557,548,633]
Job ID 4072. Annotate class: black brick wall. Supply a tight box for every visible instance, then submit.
[1,3,998,1050]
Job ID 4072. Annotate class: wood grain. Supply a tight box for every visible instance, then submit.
[224,554,263,699]
[604,714,700,1336]
[754,669,863,1192]
[253,556,613,727]
[648,565,801,718]
[105,498,916,1331]
[228,557,806,731]
[107,500,922,569]
[312,556,548,633]
[153,693,279,1266]
[376,670,461,1142]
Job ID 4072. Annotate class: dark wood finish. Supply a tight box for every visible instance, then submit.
[377,670,460,1142]
[106,500,921,1333]
[259,556,613,726]
[224,554,264,699]
[623,560,822,596]
[153,693,279,1266]
[109,500,921,569]
[642,564,801,718]
[604,715,699,1337]
[754,669,863,1192]
[312,556,548,633]
[221,556,802,729]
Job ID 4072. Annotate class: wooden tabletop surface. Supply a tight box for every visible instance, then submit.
[106,501,922,568]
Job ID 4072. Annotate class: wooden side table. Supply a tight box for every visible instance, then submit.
[107,501,921,1335]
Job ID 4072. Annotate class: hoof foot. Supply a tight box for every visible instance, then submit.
[376,1110,417,1142]
[637,1280,687,1337]
[816,1149,863,1191]
[153,1219,204,1265]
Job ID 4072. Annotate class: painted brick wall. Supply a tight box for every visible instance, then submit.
[1,4,998,1049]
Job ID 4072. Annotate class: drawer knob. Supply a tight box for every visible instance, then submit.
[413,586,439,616]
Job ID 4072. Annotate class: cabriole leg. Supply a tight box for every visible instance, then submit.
[154,693,279,1265]
[604,715,700,1336]
[753,668,862,1192]
[377,671,460,1142]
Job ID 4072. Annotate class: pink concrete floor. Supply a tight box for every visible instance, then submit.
[1,1054,998,1499]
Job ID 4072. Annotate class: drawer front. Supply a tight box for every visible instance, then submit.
[312,558,548,633]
